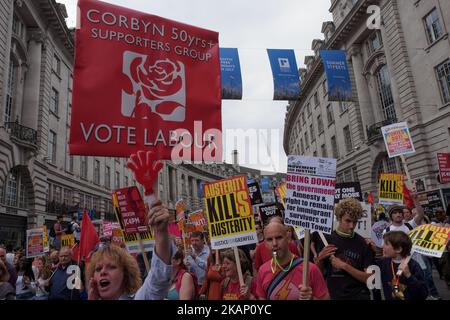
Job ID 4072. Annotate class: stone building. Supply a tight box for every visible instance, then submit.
[284,0,450,209]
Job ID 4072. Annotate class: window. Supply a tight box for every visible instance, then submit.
[337,166,358,183]
[53,55,61,75]
[115,171,120,189]
[321,144,327,158]
[5,60,16,123]
[317,114,324,134]
[326,104,334,125]
[314,92,319,106]
[50,88,59,114]
[5,172,17,206]
[48,131,57,164]
[19,180,27,208]
[424,8,443,44]
[339,101,350,113]
[54,185,62,204]
[310,124,315,142]
[343,126,352,152]
[63,189,72,206]
[81,156,88,179]
[367,32,382,54]
[322,80,327,96]
[376,65,396,120]
[94,160,100,184]
[105,166,111,189]
[436,60,450,103]
[377,157,403,176]
[331,136,339,158]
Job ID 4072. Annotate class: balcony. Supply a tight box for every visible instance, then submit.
[5,121,38,150]
[366,118,397,144]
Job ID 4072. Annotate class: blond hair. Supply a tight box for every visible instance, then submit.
[335,198,363,221]
[86,245,142,296]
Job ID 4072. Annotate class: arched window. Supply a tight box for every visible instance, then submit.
[2,168,28,208]
[376,65,396,120]
[4,59,17,123]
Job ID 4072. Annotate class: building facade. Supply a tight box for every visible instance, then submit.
[284,0,450,207]
[0,1,286,248]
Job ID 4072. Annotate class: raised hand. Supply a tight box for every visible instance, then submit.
[127,150,163,195]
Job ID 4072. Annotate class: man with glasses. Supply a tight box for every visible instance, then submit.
[47,247,81,300]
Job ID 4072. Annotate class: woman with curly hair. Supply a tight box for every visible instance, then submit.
[316,198,374,300]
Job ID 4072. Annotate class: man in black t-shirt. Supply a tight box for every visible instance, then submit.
[316,198,374,300]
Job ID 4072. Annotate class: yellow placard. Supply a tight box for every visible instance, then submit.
[204,176,256,249]
[408,224,450,258]
[61,234,75,248]
[378,173,403,205]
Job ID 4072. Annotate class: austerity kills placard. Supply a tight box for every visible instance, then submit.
[70,0,222,161]
[112,186,148,234]
[408,224,450,258]
[334,182,362,204]
[284,156,337,234]
[378,173,403,205]
[204,176,257,249]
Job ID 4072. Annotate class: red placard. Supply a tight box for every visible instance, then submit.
[438,153,450,183]
[70,0,222,161]
[112,186,148,234]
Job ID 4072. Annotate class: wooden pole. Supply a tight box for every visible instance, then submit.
[400,155,414,191]
[302,229,311,288]
[215,249,220,265]
[137,233,150,273]
[233,246,244,286]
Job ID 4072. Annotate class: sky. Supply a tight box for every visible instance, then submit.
[59,0,332,173]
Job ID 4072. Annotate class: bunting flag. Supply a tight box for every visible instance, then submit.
[267,49,301,100]
[220,48,243,99]
[320,50,352,101]
[79,209,100,263]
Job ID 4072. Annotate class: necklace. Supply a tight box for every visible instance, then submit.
[390,260,405,300]
[271,253,294,274]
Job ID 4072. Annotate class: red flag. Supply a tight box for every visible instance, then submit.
[71,243,80,262]
[79,210,100,263]
[367,192,374,205]
[403,181,414,209]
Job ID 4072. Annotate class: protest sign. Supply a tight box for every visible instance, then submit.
[111,228,125,247]
[438,153,450,183]
[334,182,362,203]
[103,222,121,237]
[285,155,336,234]
[417,190,445,217]
[112,186,148,234]
[122,230,154,254]
[275,182,287,208]
[204,175,257,249]
[355,202,372,238]
[70,0,222,161]
[408,224,450,258]
[378,173,403,205]
[371,220,391,248]
[247,182,263,205]
[381,122,415,158]
[26,228,47,258]
[259,203,283,225]
[61,234,76,248]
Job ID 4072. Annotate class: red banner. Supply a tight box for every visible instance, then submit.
[438,153,450,183]
[112,186,148,234]
[70,0,222,161]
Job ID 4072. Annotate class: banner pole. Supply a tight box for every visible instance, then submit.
[137,233,150,273]
[400,155,414,190]
[233,246,244,286]
[302,229,311,289]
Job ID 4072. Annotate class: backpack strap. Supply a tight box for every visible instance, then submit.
[405,223,413,231]
[266,257,303,298]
